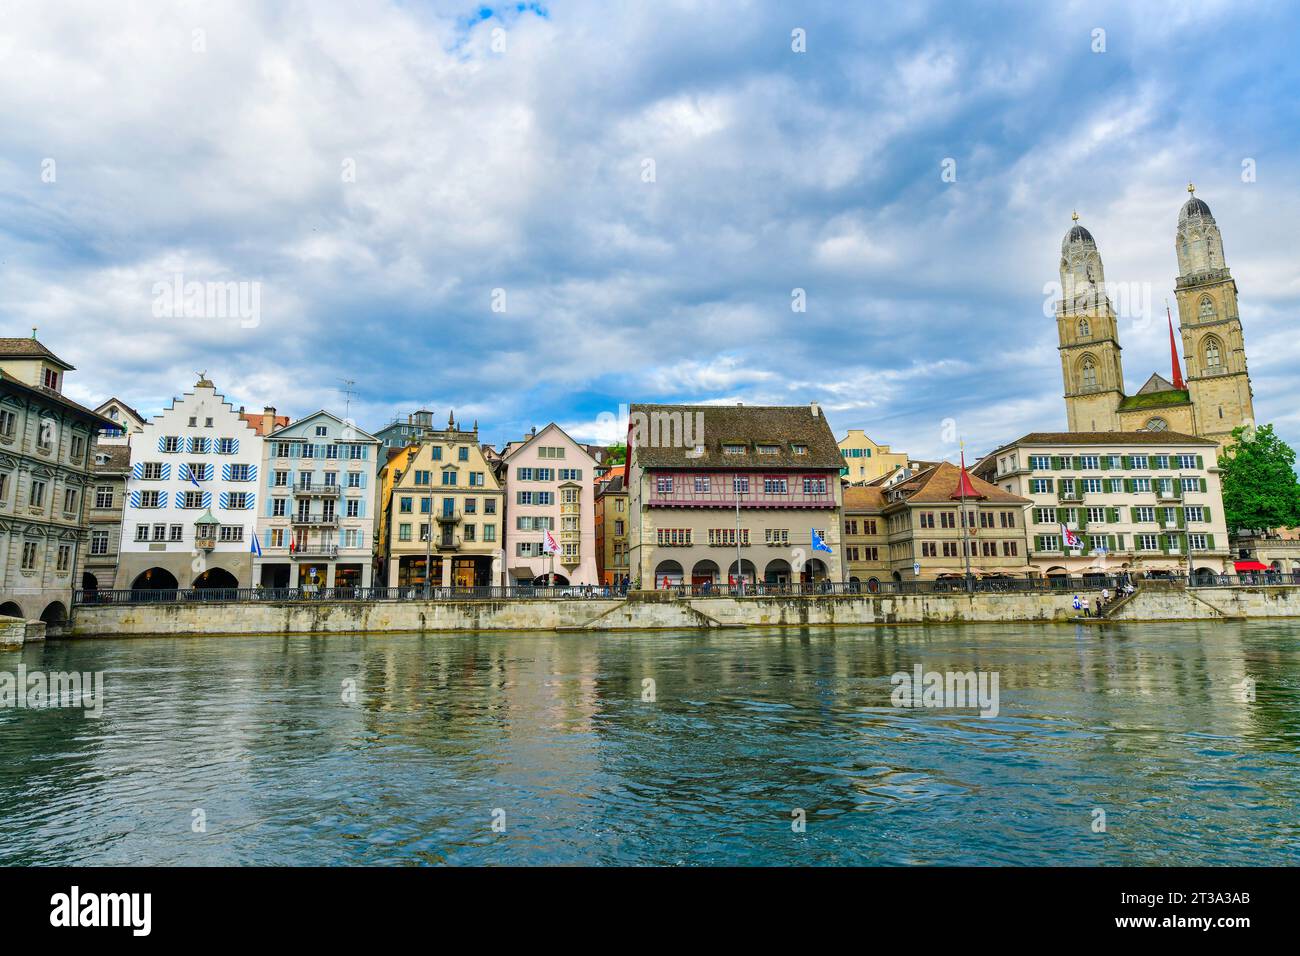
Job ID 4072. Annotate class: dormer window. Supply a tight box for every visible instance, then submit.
[792,444,808,455]
[723,444,746,455]
[756,444,778,455]
[42,367,60,391]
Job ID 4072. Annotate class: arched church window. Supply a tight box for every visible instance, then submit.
[1204,337,1222,369]
[1080,357,1097,389]
[1078,318,1090,338]
[1144,417,1168,432]
[1198,296,1215,319]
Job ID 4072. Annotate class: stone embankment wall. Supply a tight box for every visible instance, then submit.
[51,586,1300,639]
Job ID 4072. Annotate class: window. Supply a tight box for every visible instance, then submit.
[0,472,7,502]
[191,437,210,454]
[1130,455,1149,469]
[469,472,484,486]
[1153,455,1170,469]
[1176,454,1198,469]
[141,462,163,480]
[1078,318,1090,337]
[414,470,430,485]
[484,524,496,542]
[61,488,78,513]
[219,526,244,542]
[275,442,292,458]
[1188,533,1208,550]
[400,497,413,513]
[349,445,363,460]
[139,489,161,509]
[656,476,673,494]
[802,477,827,495]
[1107,478,1124,493]
[458,447,469,461]
[1002,541,1018,557]
[21,541,39,570]
[707,528,749,546]
[559,468,582,481]
[694,476,711,493]
[1135,507,1155,522]
[346,499,359,518]
[484,499,497,515]
[274,470,289,487]
[169,524,183,542]
[763,478,788,494]
[347,472,361,488]
[918,512,935,529]
[217,438,235,454]
[226,493,250,509]
[399,523,412,542]
[656,529,692,546]
[134,525,149,542]
[537,446,565,459]
[1038,535,1061,552]
[764,529,789,545]
[229,464,252,481]
[70,435,84,461]
[90,531,109,555]
[1080,357,1097,388]
[1083,478,1102,493]
[1184,506,1205,522]
[183,491,204,509]
[1181,477,1201,492]
[1204,338,1222,369]
[757,444,778,455]
[152,524,167,542]
[272,498,287,517]
[1087,507,1106,523]
[1031,479,1052,494]
[1138,534,1159,551]
[723,444,746,455]
[162,436,181,453]
[1080,455,1099,469]
[315,425,328,437]
[0,410,16,438]
[1000,510,1016,528]
[920,542,937,558]
[733,476,749,494]
[792,444,808,456]
[1132,477,1152,492]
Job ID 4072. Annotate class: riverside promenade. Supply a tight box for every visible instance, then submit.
[49,578,1300,638]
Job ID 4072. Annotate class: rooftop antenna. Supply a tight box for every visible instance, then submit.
[339,378,356,419]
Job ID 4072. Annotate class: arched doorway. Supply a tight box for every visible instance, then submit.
[193,568,239,589]
[531,573,569,586]
[727,559,756,586]
[39,601,67,624]
[0,601,23,619]
[132,567,179,591]
[654,560,683,588]
[1193,567,1218,585]
[691,559,720,587]
[764,558,792,585]
[801,557,828,584]
[82,571,99,592]
[1045,566,1070,589]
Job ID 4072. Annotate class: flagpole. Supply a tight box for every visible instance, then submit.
[960,440,973,593]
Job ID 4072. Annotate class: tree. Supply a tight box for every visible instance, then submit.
[1217,424,1300,533]
[605,442,626,466]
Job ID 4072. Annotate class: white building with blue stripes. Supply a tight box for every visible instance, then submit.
[255,410,379,590]
[116,375,264,590]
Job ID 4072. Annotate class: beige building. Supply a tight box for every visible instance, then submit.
[84,444,130,597]
[1058,187,1255,452]
[976,431,1230,582]
[377,416,504,588]
[1,337,113,622]
[595,465,629,585]
[837,429,909,485]
[627,403,845,588]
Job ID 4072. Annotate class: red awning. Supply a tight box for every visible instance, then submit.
[1234,560,1270,572]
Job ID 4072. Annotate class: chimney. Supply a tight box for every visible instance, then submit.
[810,400,820,418]
[262,406,276,435]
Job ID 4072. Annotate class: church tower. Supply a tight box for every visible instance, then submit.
[1173,185,1254,448]
[1058,214,1124,432]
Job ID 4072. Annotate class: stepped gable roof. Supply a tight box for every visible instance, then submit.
[629,403,840,469]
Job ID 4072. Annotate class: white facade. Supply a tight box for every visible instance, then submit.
[255,410,379,589]
[117,379,263,589]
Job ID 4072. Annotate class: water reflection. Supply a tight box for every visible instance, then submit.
[1,622,1296,865]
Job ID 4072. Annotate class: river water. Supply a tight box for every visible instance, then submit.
[1,622,1297,866]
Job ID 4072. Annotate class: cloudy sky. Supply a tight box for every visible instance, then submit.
[2,0,1297,460]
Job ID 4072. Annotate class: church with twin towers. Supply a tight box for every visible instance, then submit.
[1055,185,1255,452]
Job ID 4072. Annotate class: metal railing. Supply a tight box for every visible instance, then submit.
[73,585,629,605]
[661,575,1131,597]
[1187,572,1300,588]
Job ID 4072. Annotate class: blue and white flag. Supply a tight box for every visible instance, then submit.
[185,464,202,488]
[1072,594,1082,611]
[251,534,263,558]
[811,528,833,553]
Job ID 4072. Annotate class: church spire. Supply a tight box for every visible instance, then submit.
[1166,302,1185,390]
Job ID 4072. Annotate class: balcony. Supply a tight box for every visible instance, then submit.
[646,483,837,510]
[435,509,462,524]
[292,544,339,559]
[1057,486,1084,503]
[1156,486,1183,502]
[292,513,338,527]
[195,536,216,551]
[294,483,340,497]
[434,536,460,552]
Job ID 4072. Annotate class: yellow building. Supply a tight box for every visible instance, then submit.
[836,429,909,485]
[1058,186,1255,453]
[376,414,504,589]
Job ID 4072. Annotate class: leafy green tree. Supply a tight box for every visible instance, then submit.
[605,442,626,466]
[1217,424,1300,533]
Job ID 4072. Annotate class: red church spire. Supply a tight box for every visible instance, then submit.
[1167,302,1186,390]
[950,449,983,500]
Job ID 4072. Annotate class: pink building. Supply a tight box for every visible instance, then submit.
[501,423,599,586]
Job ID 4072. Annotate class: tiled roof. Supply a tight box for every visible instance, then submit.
[989,431,1215,455]
[92,445,131,472]
[842,486,885,511]
[630,403,840,469]
[0,337,74,369]
[240,411,291,435]
[0,371,115,427]
[891,461,1030,505]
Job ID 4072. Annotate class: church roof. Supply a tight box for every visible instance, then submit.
[1180,196,1213,220]
[1066,224,1094,243]
[1117,385,1191,411]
